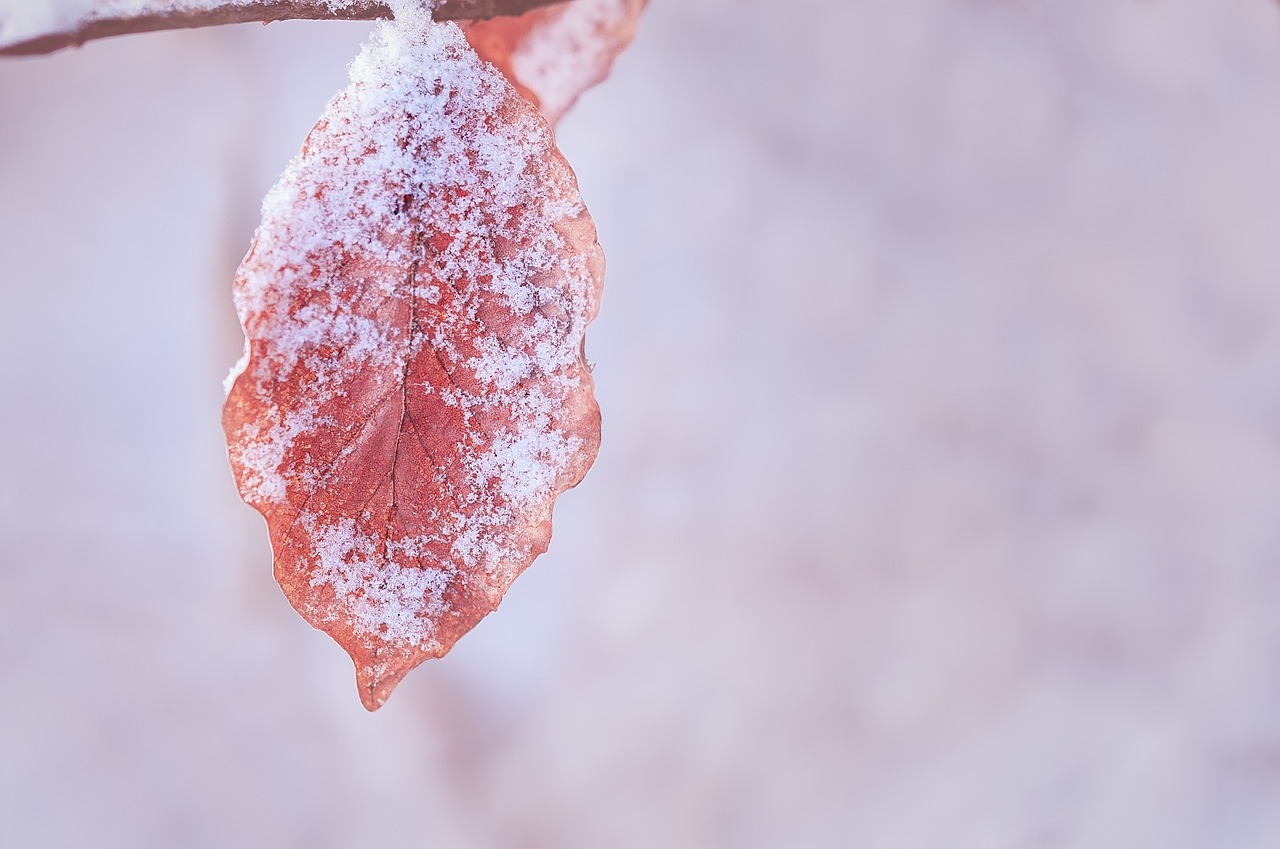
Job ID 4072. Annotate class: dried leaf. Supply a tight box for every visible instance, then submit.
[223,11,603,710]
[464,0,647,125]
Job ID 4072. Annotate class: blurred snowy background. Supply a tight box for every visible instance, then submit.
[4,0,1280,846]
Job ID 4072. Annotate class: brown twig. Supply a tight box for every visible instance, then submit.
[0,0,566,57]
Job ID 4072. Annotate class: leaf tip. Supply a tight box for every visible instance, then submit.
[353,655,413,712]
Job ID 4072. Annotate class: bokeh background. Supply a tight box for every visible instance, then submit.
[4,0,1280,846]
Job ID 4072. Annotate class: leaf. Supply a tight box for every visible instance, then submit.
[222,10,604,711]
[463,0,648,125]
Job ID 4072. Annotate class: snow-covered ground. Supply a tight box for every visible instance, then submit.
[3,1,1280,846]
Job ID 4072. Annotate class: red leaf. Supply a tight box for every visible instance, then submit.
[222,11,603,711]
[464,0,648,125]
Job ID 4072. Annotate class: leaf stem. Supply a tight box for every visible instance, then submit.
[0,0,567,57]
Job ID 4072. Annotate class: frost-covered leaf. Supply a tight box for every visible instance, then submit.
[223,9,603,711]
[464,0,647,125]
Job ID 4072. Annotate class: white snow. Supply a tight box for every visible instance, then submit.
[303,511,455,650]
[0,0,94,46]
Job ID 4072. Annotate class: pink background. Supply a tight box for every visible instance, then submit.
[3,1,1280,845]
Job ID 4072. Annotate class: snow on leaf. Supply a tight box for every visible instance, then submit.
[463,0,647,126]
[222,8,603,711]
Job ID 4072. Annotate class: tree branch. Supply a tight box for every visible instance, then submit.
[0,0,566,57]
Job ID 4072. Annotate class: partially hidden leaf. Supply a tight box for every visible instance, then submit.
[464,0,648,126]
[223,8,603,711]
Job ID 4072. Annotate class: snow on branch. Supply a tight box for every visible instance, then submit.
[0,0,566,56]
